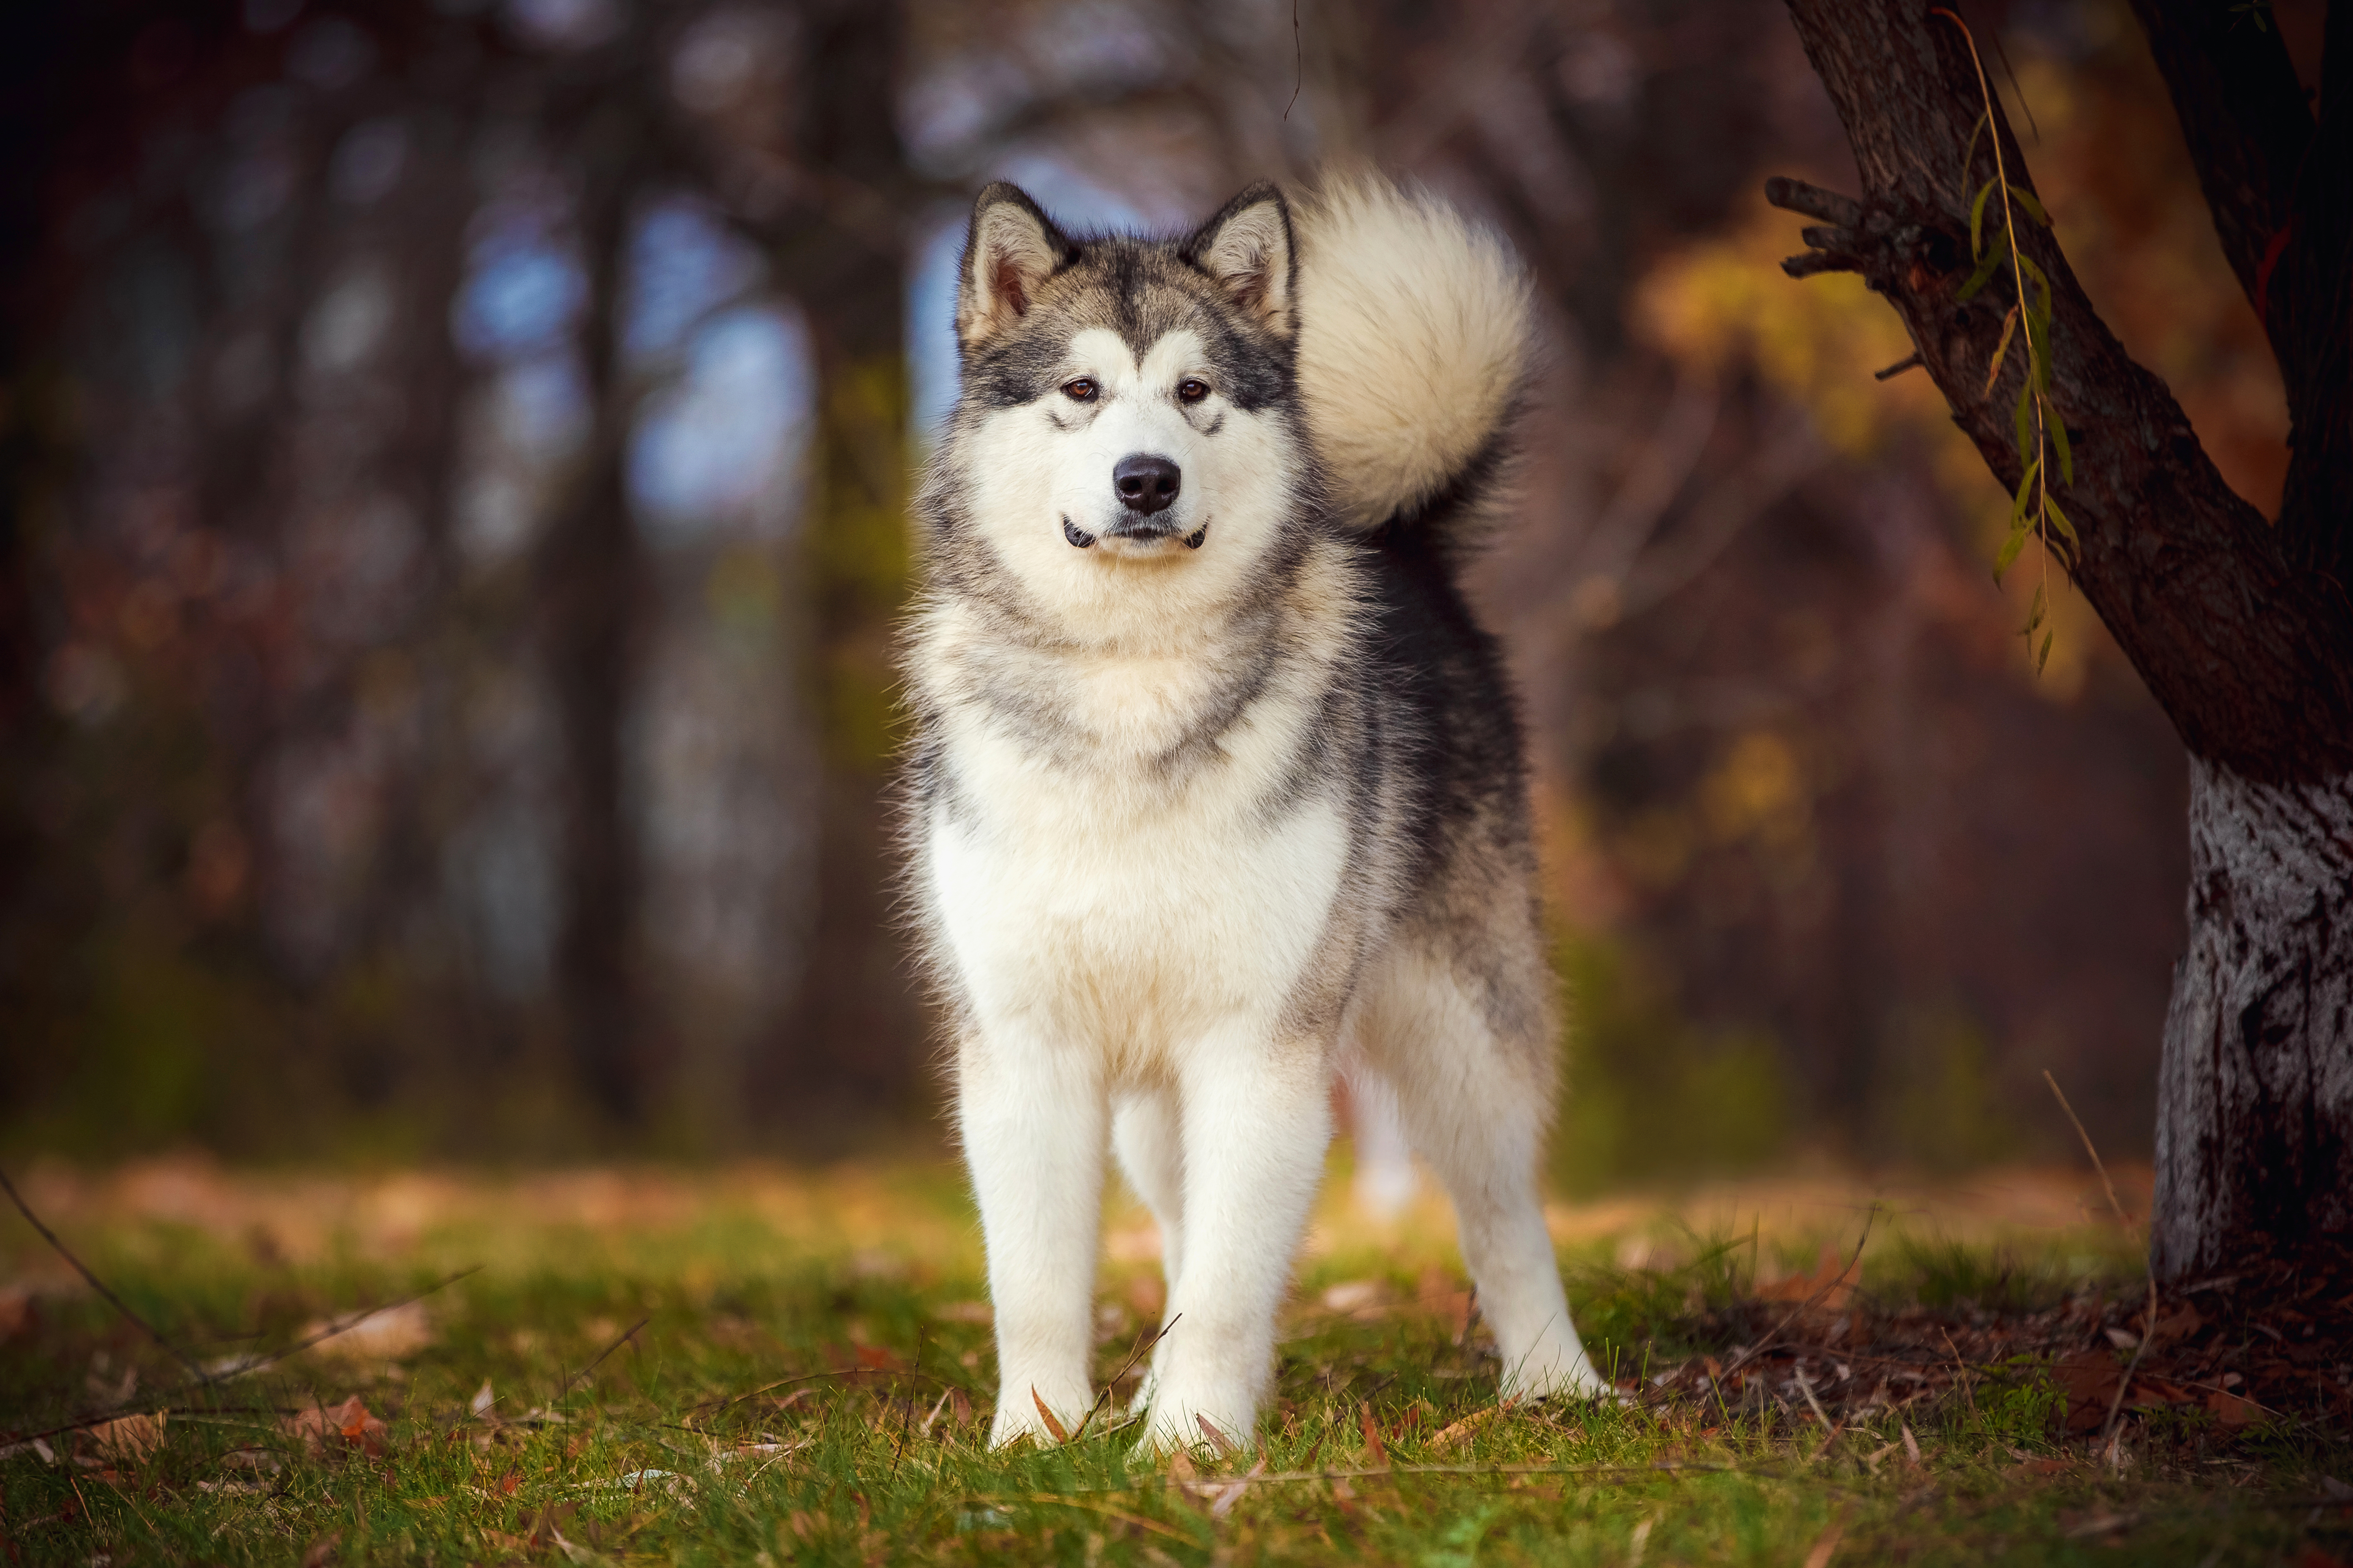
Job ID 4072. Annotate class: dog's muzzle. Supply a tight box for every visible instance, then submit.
[1065,515,1209,550]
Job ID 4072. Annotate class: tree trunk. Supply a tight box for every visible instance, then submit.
[2152,758,2353,1279]
[1770,0,2353,1280]
[544,96,652,1129]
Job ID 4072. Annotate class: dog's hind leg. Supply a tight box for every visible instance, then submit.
[958,1030,1106,1446]
[1111,1085,1184,1411]
[1363,942,1610,1403]
[1140,1030,1332,1452]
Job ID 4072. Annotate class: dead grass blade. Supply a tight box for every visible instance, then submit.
[2045,1069,2160,1453]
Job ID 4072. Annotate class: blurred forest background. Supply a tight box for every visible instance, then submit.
[0,0,2305,1177]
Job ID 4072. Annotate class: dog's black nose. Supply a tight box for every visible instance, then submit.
[1113,454,1181,515]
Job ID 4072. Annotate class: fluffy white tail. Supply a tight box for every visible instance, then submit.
[1293,174,1534,533]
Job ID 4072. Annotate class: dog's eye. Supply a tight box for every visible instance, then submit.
[1062,378,1098,403]
[1177,378,1211,404]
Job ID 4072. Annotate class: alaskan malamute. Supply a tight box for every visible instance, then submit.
[903,173,1605,1451]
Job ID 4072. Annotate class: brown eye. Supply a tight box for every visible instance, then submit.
[1178,378,1211,404]
[1062,378,1098,402]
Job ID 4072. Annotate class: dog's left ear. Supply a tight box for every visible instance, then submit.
[1184,183,1295,338]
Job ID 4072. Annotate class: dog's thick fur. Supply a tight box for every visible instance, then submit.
[902,173,1605,1451]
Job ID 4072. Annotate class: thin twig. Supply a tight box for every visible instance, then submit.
[889,1328,928,1485]
[2045,1070,2161,1452]
[1793,1364,1838,1446]
[692,1363,952,1418]
[1723,1207,1879,1378]
[2042,1072,2129,1229]
[1,1405,304,1449]
[218,1266,482,1386]
[0,1167,204,1382]
[1284,0,1301,121]
[1070,1314,1181,1444]
[959,1456,1850,1497]
[556,1315,648,1405]
[2,1264,483,1450]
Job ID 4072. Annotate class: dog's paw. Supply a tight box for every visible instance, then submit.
[1500,1343,1620,1406]
[1137,1386,1256,1457]
[986,1384,1095,1449]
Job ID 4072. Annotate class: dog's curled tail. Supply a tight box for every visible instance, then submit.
[1293,173,1534,537]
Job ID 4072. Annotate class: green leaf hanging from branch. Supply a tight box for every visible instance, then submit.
[1931,8,2073,674]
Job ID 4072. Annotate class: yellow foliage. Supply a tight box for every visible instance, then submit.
[1702,730,1808,851]
[1637,197,1942,458]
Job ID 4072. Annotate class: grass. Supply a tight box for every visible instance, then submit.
[1,1159,2347,1565]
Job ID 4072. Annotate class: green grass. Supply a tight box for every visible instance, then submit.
[0,1164,2345,1565]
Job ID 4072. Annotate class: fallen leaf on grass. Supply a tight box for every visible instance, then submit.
[81,1413,166,1466]
[301,1301,433,1361]
[1358,1401,1388,1467]
[301,1533,340,1568]
[2054,1350,2121,1433]
[0,1286,35,1345]
[1205,1456,1268,1519]
[1758,1246,1860,1311]
[1430,1401,1515,1448]
[285,1396,390,1458]
[1318,1280,1390,1314]
[2061,1509,2138,1540]
[2206,1388,2261,1428]
[1801,1510,1848,1568]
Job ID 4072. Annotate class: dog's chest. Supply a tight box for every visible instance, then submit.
[924,667,1350,1048]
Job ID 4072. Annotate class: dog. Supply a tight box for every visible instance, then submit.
[902,172,1607,1452]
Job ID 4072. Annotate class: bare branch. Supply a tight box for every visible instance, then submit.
[1775,0,2353,780]
[1763,176,1863,227]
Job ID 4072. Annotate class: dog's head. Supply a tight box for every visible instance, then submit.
[938,181,1316,635]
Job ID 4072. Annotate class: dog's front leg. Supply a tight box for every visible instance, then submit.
[1141,1031,1331,1452]
[959,1030,1106,1447]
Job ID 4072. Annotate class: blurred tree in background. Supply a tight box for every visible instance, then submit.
[0,0,2296,1172]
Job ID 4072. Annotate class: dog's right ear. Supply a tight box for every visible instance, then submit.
[957,184,1076,349]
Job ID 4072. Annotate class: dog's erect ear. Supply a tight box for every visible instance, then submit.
[957,184,1077,349]
[1184,183,1295,337]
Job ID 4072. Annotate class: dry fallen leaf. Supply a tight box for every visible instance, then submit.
[2206,1388,2260,1428]
[301,1301,433,1361]
[1432,1400,1515,1449]
[1358,1401,1388,1467]
[285,1396,391,1458]
[83,1413,166,1466]
[1319,1280,1389,1314]
[301,1533,341,1568]
[1758,1245,1861,1311]
[0,1286,34,1345]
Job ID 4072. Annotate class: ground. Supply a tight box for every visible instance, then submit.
[1,1156,2347,1565]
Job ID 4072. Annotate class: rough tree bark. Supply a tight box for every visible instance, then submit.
[1768,0,2353,1280]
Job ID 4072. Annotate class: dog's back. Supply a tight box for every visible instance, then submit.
[904,173,1603,1452]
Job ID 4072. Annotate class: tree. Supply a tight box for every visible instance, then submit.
[1769,0,2353,1279]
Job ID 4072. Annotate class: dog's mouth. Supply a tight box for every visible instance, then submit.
[1065,515,1208,551]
